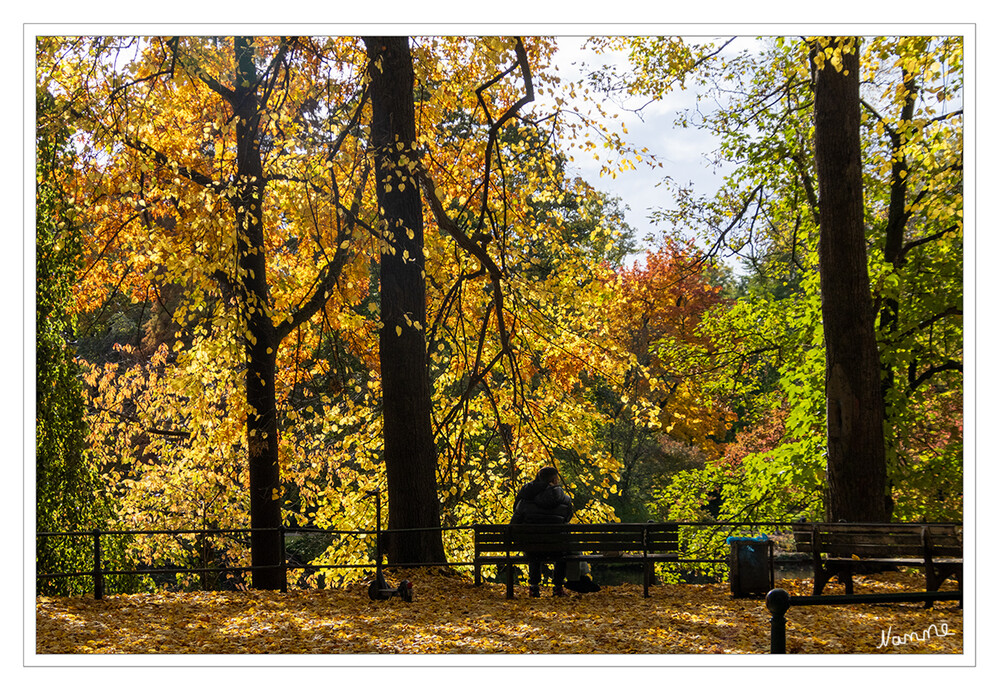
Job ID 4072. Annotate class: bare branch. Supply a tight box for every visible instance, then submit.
[86,404,191,439]
[909,359,963,391]
[278,165,370,339]
[473,37,535,233]
[899,224,961,262]
[167,38,236,103]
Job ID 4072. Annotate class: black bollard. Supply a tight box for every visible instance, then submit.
[765,588,791,654]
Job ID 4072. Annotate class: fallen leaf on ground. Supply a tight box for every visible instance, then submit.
[35,569,963,655]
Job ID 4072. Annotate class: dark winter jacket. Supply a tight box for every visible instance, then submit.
[511,478,573,525]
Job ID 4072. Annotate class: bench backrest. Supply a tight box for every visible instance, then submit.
[474,523,679,556]
[791,523,963,559]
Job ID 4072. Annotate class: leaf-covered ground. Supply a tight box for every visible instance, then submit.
[35,568,963,655]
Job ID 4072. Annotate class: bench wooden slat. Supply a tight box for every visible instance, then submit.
[474,552,678,564]
[472,522,680,598]
[491,539,645,552]
[791,522,963,600]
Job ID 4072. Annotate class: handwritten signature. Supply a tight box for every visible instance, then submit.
[877,622,956,648]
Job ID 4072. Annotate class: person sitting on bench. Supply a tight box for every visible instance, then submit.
[511,466,573,597]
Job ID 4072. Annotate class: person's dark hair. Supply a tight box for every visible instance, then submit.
[536,466,559,484]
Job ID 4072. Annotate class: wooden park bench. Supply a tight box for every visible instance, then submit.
[791,522,963,600]
[473,522,679,598]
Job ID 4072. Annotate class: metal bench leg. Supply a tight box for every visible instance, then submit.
[643,561,651,598]
[925,563,961,608]
[506,560,514,599]
[813,564,829,595]
[957,566,963,608]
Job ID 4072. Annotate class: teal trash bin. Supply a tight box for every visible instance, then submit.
[727,536,773,597]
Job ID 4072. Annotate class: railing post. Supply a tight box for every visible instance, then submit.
[642,524,650,598]
[200,528,208,592]
[280,525,288,593]
[92,529,105,600]
[766,588,790,654]
[505,523,514,599]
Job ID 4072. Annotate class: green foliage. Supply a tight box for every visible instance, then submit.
[35,88,138,595]
[632,36,963,528]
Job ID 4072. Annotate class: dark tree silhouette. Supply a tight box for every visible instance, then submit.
[812,38,889,522]
[363,36,446,564]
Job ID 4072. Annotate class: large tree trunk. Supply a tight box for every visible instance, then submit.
[363,36,445,564]
[234,36,284,589]
[812,38,889,523]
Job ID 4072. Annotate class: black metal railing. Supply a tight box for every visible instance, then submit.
[35,523,478,598]
[764,588,964,654]
[32,520,802,597]
[35,520,960,600]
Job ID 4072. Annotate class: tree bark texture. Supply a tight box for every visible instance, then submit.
[234,36,284,589]
[812,38,889,523]
[363,36,446,564]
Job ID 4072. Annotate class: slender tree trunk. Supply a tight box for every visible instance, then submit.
[876,68,917,520]
[812,38,889,523]
[234,36,284,589]
[363,36,445,564]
